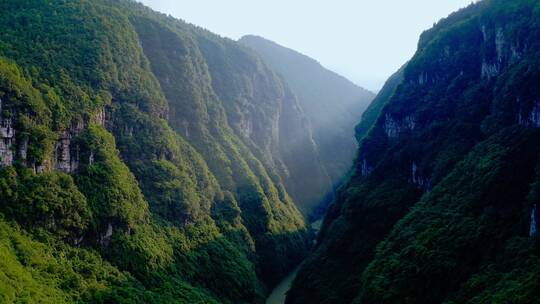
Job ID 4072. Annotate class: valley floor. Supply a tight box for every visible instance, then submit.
[266,219,324,303]
[266,265,301,304]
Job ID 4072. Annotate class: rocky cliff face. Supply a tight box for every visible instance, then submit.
[239,36,375,217]
[288,1,540,303]
[0,98,14,167]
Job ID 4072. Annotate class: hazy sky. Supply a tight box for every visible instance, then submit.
[138,0,474,91]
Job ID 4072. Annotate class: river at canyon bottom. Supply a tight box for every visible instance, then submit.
[265,219,323,304]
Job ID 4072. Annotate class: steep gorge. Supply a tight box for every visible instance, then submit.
[2,0,535,303]
[239,36,375,216]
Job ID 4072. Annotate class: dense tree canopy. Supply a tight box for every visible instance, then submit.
[0,0,328,302]
[288,1,540,303]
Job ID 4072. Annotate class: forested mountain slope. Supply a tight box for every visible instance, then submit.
[288,0,540,303]
[0,0,345,302]
[239,36,375,216]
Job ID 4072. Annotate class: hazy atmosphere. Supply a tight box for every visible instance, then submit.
[2,1,539,303]
[139,0,474,91]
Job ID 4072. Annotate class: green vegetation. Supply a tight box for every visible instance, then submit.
[358,128,540,304]
[0,215,242,304]
[76,125,149,233]
[0,167,89,239]
[288,0,540,303]
[0,0,319,302]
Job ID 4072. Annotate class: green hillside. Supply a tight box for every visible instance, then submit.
[287,1,540,303]
[0,0,340,302]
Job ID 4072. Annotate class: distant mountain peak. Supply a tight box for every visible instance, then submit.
[239,35,374,95]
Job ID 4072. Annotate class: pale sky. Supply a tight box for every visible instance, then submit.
[138,0,475,92]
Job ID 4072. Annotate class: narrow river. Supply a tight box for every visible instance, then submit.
[265,219,323,304]
[265,264,301,304]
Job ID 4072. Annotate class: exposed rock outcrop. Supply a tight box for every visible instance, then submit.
[383,113,417,139]
[410,162,432,191]
[360,158,372,177]
[518,98,540,127]
[0,98,14,166]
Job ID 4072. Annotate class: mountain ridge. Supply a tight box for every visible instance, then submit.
[240,35,374,95]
